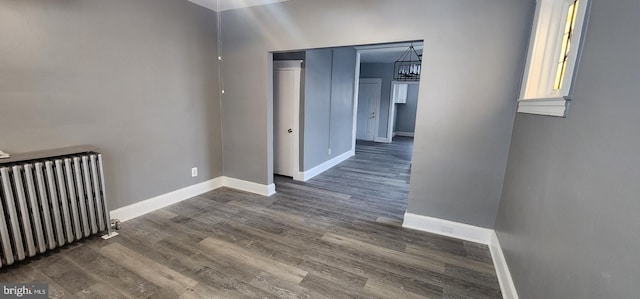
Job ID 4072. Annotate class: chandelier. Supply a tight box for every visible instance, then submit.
[393,44,422,81]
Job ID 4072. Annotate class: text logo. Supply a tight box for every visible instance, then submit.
[1,284,48,299]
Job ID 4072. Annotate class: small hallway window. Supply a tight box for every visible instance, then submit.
[518,0,590,117]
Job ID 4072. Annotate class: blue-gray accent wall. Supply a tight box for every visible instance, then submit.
[303,48,356,171]
[394,84,419,134]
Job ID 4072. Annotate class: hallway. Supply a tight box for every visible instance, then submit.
[279,136,415,224]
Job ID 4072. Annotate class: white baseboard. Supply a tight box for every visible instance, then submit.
[295,150,354,182]
[110,177,225,222]
[490,231,519,299]
[402,212,492,244]
[394,131,415,137]
[111,176,275,223]
[292,172,305,181]
[374,137,391,143]
[222,176,276,196]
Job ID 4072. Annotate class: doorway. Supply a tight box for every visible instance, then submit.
[273,60,302,178]
[355,42,422,144]
[268,42,420,222]
[389,81,420,139]
[269,42,421,184]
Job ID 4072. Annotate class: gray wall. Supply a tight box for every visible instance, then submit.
[0,0,222,209]
[495,0,640,297]
[303,48,356,171]
[220,0,532,228]
[405,1,533,228]
[359,63,394,139]
[395,83,419,133]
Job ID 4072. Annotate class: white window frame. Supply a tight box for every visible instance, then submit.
[518,0,589,117]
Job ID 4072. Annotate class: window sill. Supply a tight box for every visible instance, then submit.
[517,97,569,117]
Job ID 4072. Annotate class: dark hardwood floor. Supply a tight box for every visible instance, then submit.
[0,137,501,298]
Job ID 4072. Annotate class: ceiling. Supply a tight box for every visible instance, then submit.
[357,42,424,64]
[187,0,291,12]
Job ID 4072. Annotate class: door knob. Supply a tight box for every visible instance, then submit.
[288,129,293,133]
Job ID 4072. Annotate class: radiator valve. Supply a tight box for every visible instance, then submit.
[111,219,121,230]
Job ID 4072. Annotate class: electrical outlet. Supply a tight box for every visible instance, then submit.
[328,148,332,155]
[191,167,198,177]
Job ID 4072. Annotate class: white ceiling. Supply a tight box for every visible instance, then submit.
[357,42,424,63]
[187,0,291,12]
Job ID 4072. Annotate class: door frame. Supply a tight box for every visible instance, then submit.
[356,78,382,141]
[273,60,302,179]
[387,80,420,142]
[350,52,361,154]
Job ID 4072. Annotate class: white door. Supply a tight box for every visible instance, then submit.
[274,61,301,177]
[356,78,382,141]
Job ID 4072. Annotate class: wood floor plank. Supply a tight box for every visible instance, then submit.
[98,242,197,296]
[376,216,403,227]
[109,233,257,296]
[249,271,329,299]
[301,247,444,297]
[61,244,166,299]
[321,233,445,273]
[178,283,228,299]
[299,273,376,299]
[444,264,501,291]
[405,244,496,275]
[39,254,99,295]
[364,279,433,299]
[275,181,352,200]
[74,282,131,299]
[298,259,368,288]
[226,199,307,224]
[463,241,494,264]
[199,237,309,284]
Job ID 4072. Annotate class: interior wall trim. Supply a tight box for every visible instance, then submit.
[295,150,354,182]
[223,176,277,197]
[374,137,391,143]
[111,176,274,222]
[394,131,415,137]
[402,212,492,244]
[490,231,520,299]
[110,177,225,222]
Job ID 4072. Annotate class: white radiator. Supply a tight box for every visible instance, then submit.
[0,153,112,267]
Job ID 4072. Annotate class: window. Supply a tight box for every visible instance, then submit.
[554,0,579,90]
[518,0,589,117]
